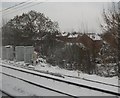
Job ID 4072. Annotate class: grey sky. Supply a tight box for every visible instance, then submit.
[2,2,114,33]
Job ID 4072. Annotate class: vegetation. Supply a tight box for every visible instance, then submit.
[101,2,120,77]
[2,3,120,77]
[2,10,59,46]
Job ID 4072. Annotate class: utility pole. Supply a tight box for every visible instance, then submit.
[118,2,120,78]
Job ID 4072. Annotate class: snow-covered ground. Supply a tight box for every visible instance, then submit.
[0,58,119,96]
[0,64,116,96]
[1,58,118,86]
[1,74,66,96]
[36,58,118,86]
[35,64,118,86]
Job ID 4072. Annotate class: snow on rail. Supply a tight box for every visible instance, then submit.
[64,74,119,88]
[0,89,15,98]
[2,73,76,97]
[1,73,67,96]
[0,63,119,96]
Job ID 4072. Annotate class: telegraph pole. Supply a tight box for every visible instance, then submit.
[118,2,120,78]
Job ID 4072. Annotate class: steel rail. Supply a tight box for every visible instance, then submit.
[1,64,120,96]
[1,72,78,98]
[0,89,15,98]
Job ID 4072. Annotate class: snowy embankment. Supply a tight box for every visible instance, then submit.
[35,64,118,86]
[1,58,118,86]
[0,63,117,96]
[36,58,118,86]
[0,58,119,96]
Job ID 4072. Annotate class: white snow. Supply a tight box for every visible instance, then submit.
[68,34,78,38]
[0,58,119,96]
[87,33,101,40]
[61,32,68,37]
[1,59,118,86]
[34,58,118,86]
[0,64,115,96]
[4,45,13,48]
[1,74,64,96]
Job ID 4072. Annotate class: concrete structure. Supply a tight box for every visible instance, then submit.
[15,46,24,61]
[1,46,6,60]
[24,46,34,63]
[1,46,34,63]
[2,46,14,60]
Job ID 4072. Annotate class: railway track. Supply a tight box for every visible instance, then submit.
[63,74,120,88]
[1,72,77,98]
[2,61,119,88]
[33,68,120,88]
[0,64,120,97]
[0,90,15,98]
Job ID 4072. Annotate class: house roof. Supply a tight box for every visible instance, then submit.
[87,33,101,41]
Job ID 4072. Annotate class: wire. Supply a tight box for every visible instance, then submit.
[1,0,39,14]
[0,0,33,13]
[0,2,26,12]
[2,2,44,16]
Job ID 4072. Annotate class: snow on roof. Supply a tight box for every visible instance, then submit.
[61,32,68,36]
[5,45,13,48]
[68,34,78,38]
[87,34,101,40]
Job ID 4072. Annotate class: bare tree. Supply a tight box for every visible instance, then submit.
[101,2,120,78]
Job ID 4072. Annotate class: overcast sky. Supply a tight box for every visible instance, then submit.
[2,2,115,33]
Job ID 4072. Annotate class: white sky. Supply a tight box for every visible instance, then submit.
[1,2,117,33]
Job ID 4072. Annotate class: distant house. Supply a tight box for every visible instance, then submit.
[77,34,93,49]
[86,33,101,41]
[56,32,70,43]
[56,32,102,57]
